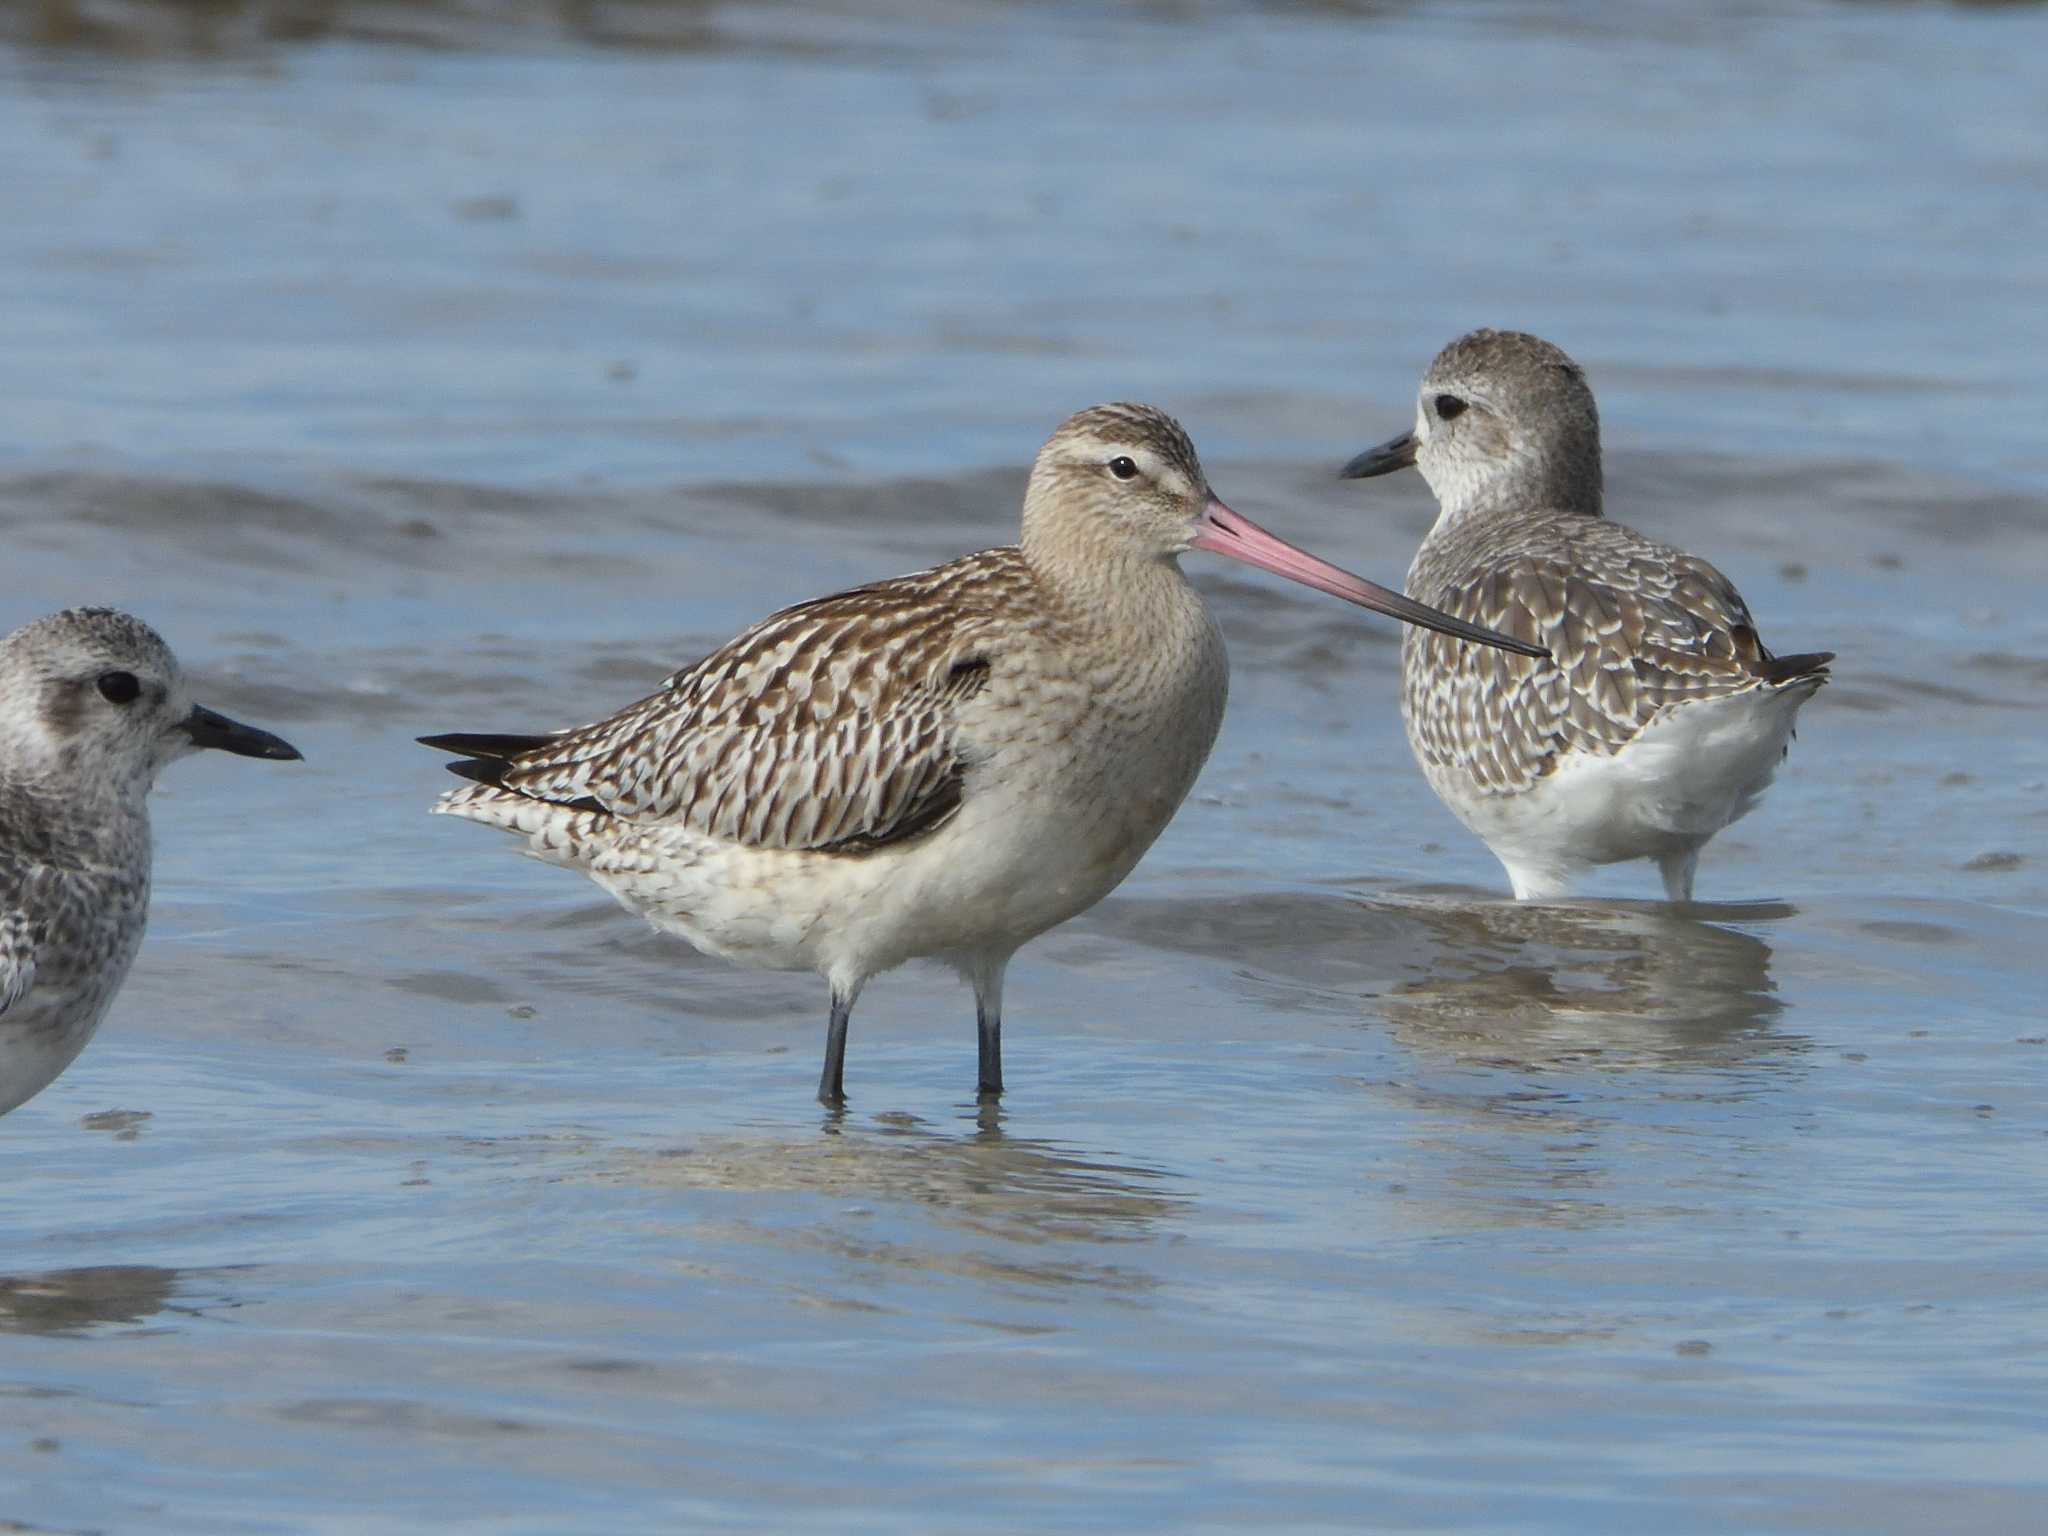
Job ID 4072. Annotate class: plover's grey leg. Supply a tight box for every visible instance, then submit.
[1657,847,1702,905]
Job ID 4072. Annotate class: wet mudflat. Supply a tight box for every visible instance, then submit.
[2,3,2046,1531]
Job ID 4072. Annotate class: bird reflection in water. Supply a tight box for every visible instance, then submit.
[1379,894,1800,1073]
[613,1106,1183,1291]
[1102,883,1805,1239]
[1365,894,1812,1241]
[1102,886,1797,1071]
[0,1265,183,1336]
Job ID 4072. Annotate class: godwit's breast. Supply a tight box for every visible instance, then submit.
[942,569,1228,935]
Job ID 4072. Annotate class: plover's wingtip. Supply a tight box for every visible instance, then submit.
[1758,650,1833,684]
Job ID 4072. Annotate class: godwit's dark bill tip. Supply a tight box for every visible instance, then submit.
[1340,431,1419,480]
[1400,605,1550,660]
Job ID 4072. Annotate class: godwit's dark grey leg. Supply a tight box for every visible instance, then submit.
[971,956,1008,1100]
[818,992,853,1106]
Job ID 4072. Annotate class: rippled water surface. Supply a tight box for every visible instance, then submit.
[2,3,2045,1532]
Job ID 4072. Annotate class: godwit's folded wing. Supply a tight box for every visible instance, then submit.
[429,551,1034,855]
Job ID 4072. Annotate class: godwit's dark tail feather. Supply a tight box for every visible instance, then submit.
[418,731,608,813]
[1758,651,1834,685]
[419,731,550,789]
[440,756,516,790]
[418,731,554,762]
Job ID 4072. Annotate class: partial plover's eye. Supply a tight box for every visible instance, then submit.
[1434,395,1468,421]
[96,671,141,705]
[1107,456,1139,481]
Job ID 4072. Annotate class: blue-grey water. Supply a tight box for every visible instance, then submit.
[2,3,2045,1531]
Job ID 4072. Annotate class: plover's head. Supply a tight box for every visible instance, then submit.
[0,608,300,794]
[1023,403,1549,657]
[1342,329,1604,524]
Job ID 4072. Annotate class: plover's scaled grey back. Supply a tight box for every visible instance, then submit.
[1342,330,1833,902]
[0,608,301,1116]
[423,402,1540,1106]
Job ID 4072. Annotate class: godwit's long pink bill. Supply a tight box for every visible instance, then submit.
[1194,497,1547,657]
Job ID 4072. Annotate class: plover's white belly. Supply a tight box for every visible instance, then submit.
[0,924,141,1116]
[1429,681,1813,882]
[0,981,121,1116]
[0,863,149,1116]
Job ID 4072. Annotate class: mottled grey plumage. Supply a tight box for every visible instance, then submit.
[0,608,300,1116]
[1344,330,1833,901]
[425,402,1534,1104]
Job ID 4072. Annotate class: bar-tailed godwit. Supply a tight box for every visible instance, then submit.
[0,608,301,1116]
[423,403,1542,1104]
[1342,330,1832,902]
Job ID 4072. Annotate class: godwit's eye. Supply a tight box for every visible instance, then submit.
[1434,395,1468,421]
[96,670,141,705]
[1107,456,1139,481]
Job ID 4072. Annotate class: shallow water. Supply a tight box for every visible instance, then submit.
[3,3,2047,1532]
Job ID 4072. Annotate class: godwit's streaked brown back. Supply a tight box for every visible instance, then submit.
[443,550,1033,856]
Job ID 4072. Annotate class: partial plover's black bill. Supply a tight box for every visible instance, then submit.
[0,607,299,1116]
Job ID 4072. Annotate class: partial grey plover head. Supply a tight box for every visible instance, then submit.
[1,607,300,1117]
[1341,331,1832,903]
[1344,328,1604,526]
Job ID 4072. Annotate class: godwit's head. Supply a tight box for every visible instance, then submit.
[0,607,301,799]
[1022,402,1214,563]
[1341,329,1603,524]
[1025,402,1548,657]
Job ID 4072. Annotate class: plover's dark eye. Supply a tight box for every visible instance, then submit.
[96,671,141,705]
[1434,394,1468,421]
[1107,456,1139,481]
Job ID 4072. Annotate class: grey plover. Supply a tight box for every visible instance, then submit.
[0,608,301,1116]
[423,403,1541,1104]
[1342,330,1832,902]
